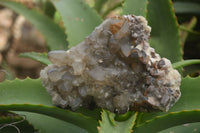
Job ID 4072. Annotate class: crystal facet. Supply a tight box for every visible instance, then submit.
[40,15,181,114]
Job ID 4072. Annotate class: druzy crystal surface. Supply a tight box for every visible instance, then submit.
[40,15,181,114]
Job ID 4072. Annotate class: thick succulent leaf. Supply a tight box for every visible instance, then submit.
[94,0,108,13]
[173,2,200,15]
[172,59,200,69]
[75,108,102,121]
[98,110,137,133]
[0,78,52,105]
[0,115,35,133]
[115,111,134,122]
[0,78,98,133]
[0,104,97,133]
[170,76,200,111]
[0,1,67,50]
[146,0,182,63]
[16,111,88,133]
[135,76,200,128]
[51,0,102,47]
[180,17,197,45]
[102,1,124,18]
[19,52,51,65]
[134,110,200,133]
[122,0,148,17]
[159,122,200,133]
[43,0,56,18]
[183,65,200,77]
[180,26,200,36]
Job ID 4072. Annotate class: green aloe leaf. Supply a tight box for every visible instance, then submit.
[173,2,200,15]
[134,110,200,133]
[0,115,35,133]
[159,122,200,133]
[122,0,148,17]
[19,52,51,65]
[0,1,67,50]
[16,112,88,133]
[115,111,134,122]
[180,17,197,45]
[51,0,102,47]
[135,76,200,131]
[94,0,108,13]
[172,59,200,69]
[43,0,56,18]
[0,78,52,105]
[102,1,124,18]
[170,76,200,111]
[98,110,137,133]
[0,78,97,133]
[180,26,200,36]
[0,104,97,133]
[75,108,102,121]
[147,0,182,63]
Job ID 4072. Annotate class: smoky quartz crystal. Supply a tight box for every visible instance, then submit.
[40,15,181,114]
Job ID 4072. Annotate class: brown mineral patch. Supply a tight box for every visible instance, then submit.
[109,21,123,35]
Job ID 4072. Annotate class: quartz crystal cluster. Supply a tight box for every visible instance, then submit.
[40,15,181,114]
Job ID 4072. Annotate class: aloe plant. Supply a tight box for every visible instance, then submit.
[0,0,200,133]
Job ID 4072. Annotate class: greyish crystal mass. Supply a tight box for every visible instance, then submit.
[40,15,181,114]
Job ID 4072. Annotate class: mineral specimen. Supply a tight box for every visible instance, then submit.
[40,15,181,114]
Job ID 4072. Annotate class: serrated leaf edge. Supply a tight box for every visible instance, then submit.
[0,104,98,133]
[134,109,200,133]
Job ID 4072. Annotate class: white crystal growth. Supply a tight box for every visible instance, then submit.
[40,15,181,113]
